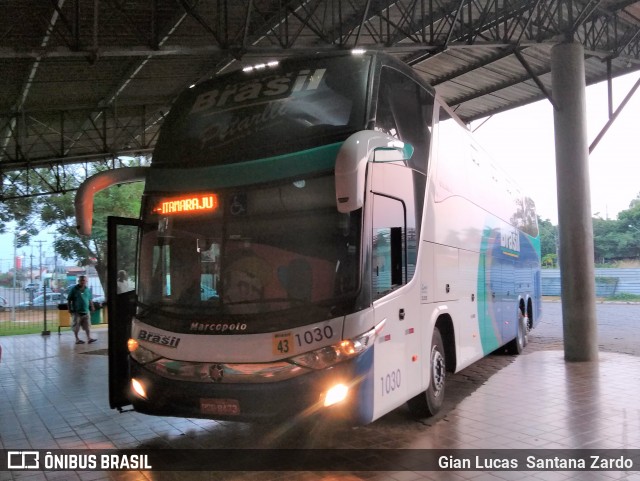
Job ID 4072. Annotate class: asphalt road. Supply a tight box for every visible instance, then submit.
[532,300,640,356]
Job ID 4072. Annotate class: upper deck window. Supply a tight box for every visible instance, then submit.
[154,55,371,166]
[374,66,434,175]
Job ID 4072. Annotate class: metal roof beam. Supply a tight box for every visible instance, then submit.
[419,45,516,84]
[589,74,640,153]
[513,47,558,109]
[0,104,165,172]
[449,65,552,107]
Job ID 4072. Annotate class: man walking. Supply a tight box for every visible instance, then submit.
[67,275,97,344]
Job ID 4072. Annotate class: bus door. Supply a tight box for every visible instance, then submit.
[370,163,420,418]
[107,216,140,410]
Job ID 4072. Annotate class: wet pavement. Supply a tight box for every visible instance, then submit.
[0,301,639,481]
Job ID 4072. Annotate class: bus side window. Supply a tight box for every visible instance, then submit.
[372,194,406,300]
[374,66,432,245]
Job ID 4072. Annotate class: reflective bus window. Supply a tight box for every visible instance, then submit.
[372,194,406,300]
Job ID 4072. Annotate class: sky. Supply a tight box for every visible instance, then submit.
[470,71,640,225]
[0,228,58,274]
[1,72,639,270]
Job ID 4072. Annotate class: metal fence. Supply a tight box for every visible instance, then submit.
[541,268,640,297]
[0,287,106,336]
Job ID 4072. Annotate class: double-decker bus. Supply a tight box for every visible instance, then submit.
[75,50,541,425]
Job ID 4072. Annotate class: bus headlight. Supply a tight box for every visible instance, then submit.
[323,383,349,407]
[290,324,379,370]
[128,340,161,365]
[131,378,148,399]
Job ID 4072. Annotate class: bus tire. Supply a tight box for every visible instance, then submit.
[407,327,446,418]
[506,311,528,355]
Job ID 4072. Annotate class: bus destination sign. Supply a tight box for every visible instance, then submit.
[153,193,219,215]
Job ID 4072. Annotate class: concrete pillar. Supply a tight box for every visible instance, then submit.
[551,41,599,362]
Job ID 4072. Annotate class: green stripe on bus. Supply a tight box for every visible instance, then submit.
[146,143,342,191]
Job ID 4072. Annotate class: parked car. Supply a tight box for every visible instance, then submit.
[92,295,106,307]
[16,293,65,310]
[0,296,7,312]
[24,283,40,292]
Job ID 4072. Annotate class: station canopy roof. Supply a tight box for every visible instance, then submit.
[1,0,639,198]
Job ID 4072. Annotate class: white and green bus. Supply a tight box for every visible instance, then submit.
[76,50,541,424]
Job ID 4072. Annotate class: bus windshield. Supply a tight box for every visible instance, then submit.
[138,175,361,322]
[153,54,371,166]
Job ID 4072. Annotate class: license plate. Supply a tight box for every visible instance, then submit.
[200,398,240,416]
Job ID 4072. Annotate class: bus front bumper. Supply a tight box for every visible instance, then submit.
[128,350,373,423]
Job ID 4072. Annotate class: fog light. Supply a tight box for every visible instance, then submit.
[127,338,139,352]
[131,378,147,399]
[323,383,348,407]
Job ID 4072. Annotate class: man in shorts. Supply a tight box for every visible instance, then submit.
[67,275,97,344]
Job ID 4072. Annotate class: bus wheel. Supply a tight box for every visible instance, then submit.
[407,327,446,417]
[506,312,528,355]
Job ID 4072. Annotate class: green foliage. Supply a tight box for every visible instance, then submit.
[0,272,14,287]
[595,276,618,285]
[538,192,640,265]
[605,293,640,301]
[1,158,147,287]
[542,253,557,268]
[89,180,144,284]
[592,192,640,263]
[538,217,558,260]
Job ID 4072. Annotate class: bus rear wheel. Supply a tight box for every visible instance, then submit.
[506,311,528,355]
[407,327,446,418]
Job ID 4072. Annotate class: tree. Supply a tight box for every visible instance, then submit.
[616,195,640,260]
[618,193,640,230]
[40,180,144,288]
[541,253,556,268]
[538,217,558,264]
[1,158,147,289]
[592,217,623,263]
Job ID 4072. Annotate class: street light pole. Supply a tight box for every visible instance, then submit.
[12,233,17,322]
[11,229,27,322]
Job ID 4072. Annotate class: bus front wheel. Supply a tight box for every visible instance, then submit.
[407,327,446,418]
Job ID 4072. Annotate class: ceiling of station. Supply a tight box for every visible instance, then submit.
[1,0,640,199]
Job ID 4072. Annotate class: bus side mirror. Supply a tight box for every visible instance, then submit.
[335,130,413,213]
[373,144,414,162]
[75,167,148,236]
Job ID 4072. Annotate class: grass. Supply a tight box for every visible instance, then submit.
[605,293,640,302]
[0,309,105,336]
[0,320,68,336]
[0,324,71,336]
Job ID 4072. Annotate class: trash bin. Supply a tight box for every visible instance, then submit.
[57,303,71,334]
[91,303,102,325]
